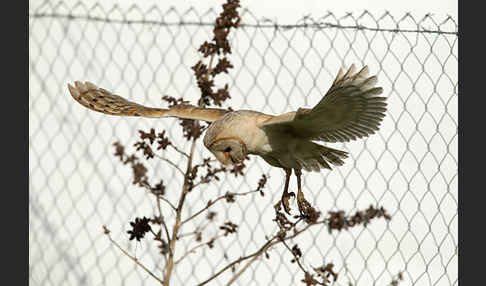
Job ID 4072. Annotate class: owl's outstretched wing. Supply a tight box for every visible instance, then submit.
[67,81,229,122]
[258,65,387,142]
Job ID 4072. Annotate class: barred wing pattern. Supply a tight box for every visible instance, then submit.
[259,65,387,143]
[67,81,229,122]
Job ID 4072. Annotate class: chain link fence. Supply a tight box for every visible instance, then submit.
[29,1,458,285]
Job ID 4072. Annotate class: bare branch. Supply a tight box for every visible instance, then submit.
[175,234,225,265]
[177,222,210,240]
[182,190,260,225]
[225,250,264,286]
[281,240,306,273]
[169,144,190,158]
[162,134,199,286]
[156,196,177,213]
[140,182,177,212]
[154,154,185,176]
[201,217,322,286]
[103,226,164,284]
[156,196,172,244]
[199,235,279,286]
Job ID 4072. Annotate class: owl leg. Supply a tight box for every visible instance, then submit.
[295,169,312,217]
[280,168,294,214]
[295,169,305,213]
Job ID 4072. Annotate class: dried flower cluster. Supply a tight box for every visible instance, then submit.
[113,141,149,187]
[327,205,391,233]
[220,221,238,236]
[186,158,225,191]
[302,263,338,286]
[113,129,177,195]
[191,0,240,107]
[255,174,268,196]
[290,244,303,263]
[127,217,152,241]
[271,200,391,286]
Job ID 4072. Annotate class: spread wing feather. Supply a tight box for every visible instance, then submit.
[258,65,387,142]
[67,81,229,122]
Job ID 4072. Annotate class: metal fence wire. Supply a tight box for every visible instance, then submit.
[29,2,458,286]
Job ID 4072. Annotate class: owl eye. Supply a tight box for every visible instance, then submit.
[224,147,232,152]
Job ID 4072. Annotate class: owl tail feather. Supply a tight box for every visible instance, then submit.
[316,145,349,169]
[296,142,349,172]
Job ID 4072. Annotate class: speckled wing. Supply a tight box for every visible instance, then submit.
[258,65,387,142]
[67,81,229,122]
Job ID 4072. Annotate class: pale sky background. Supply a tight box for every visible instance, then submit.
[29,1,457,286]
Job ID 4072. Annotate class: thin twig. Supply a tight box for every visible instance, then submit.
[207,53,216,77]
[156,195,172,244]
[199,236,279,286]
[169,144,190,158]
[281,240,307,273]
[155,154,185,175]
[176,230,200,239]
[175,234,225,265]
[158,196,178,212]
[141,182,177,212]
[177,222,210,239]
[225,251,261,286]
[188,180,209,190]
[182,190,260,225]
[152,198,171,266]
[104,229,164,284]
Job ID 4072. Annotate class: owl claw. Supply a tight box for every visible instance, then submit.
[279,168,294,214]
[296,189,307,216]
[281,190,295,215]
[296,189,320,223]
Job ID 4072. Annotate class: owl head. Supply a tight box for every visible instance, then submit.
[202,111,251,166]
[206,137,247,165]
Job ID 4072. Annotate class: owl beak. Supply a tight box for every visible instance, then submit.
[213,151,232,166]
[224,151,236,165]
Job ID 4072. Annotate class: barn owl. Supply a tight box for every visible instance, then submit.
[67,64,386,214]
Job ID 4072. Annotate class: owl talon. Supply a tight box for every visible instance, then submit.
[281,190,295,214]
[296,189,307,216]
[296,188,320,223]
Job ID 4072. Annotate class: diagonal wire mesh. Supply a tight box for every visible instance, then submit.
[29,2,458,286]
